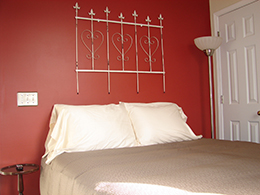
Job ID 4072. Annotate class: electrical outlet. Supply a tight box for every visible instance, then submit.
[17,92,38,106]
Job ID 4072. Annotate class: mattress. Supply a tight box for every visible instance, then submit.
[40,138,260,195]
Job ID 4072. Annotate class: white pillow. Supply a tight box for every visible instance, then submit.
[43,104,138,164]
[121,102,202,146]
[120,102,188,121]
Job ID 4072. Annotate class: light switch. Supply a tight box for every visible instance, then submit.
[17,92,38,106]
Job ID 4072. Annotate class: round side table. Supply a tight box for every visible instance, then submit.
[0,163,39,195]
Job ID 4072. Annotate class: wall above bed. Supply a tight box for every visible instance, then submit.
[0,0,211,194]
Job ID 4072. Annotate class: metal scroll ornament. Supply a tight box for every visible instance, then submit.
[81,30,104,60]
[73,3,165,94]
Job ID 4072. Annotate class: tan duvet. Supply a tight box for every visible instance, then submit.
[40,138,260,195]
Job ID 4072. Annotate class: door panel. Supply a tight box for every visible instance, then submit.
[219,0,260,143]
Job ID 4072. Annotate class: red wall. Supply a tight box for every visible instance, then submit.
[0,0,211,194]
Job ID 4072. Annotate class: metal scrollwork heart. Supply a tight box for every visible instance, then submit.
[140,36,159,63]
[81,30,104,60]
[112,33,133,61]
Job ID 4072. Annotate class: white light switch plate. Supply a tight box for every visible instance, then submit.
[17,92,38,106]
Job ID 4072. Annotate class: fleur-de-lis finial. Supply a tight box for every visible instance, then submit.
[104,7,110,14]
[158,14,163,20]
[132,10,138,18]
[146,16,151,23]
[118,13,125,20]
[89,9,95,16]
[73,2,80,10]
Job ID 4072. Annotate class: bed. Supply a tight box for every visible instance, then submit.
[40,102,260,195]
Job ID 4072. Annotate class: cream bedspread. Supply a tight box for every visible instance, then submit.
[40,138,260,195]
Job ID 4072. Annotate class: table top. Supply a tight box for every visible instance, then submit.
[0,163,39,176]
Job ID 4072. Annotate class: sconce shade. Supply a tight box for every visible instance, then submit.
[194,36,222,51]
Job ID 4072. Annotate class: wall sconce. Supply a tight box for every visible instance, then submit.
[194,36,222,139]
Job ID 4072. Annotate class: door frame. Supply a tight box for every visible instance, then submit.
[212,0,258,139]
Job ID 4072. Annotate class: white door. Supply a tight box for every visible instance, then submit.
[218,0,260,143]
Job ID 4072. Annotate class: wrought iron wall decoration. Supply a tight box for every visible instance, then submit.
[73,2,165,94]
